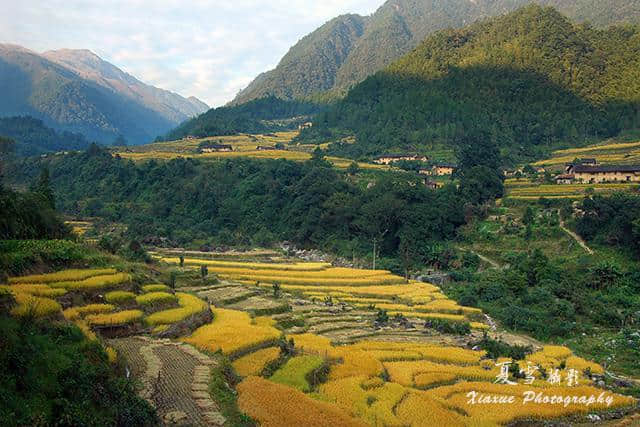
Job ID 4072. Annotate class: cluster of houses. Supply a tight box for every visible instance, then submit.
[555,158,640,184]
[199,142,233,153]
[198,142,281,153]
[373,154,429,165]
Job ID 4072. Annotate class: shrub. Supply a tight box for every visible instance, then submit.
[424,318,471,335]
[0,316,156,425]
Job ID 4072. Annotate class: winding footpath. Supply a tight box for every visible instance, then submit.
[559,213,594,255]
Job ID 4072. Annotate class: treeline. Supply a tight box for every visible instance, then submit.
[297,6,640,164]
[18,147,498,270]
[0,116,91,156]
[0,168,69,240]
[165,96,323,140]
[448,247,640,340]
[576,193,640,257]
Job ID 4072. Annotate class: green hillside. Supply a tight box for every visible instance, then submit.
[298,6,640,164]
[0,116,91,156]
[165,96,323,140]
[233,0,640,104]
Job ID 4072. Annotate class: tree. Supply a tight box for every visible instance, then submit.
[0,136,15,187]
[523,207,535,226]
[346,161,360,176]
[31,167,55,209]
[459,166,504,205]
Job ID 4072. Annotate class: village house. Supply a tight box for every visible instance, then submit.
[199,143,233,153]
[555,174,575,185]
[373,154,429,165]
[422,179,440,190]
[432,163,457,176]
[418,168,432,176]
[565,158,598,173]
[565,164,640,183]
[298,122,313,130]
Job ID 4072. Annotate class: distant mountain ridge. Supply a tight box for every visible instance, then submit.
[233,0,640,104]
[42,49,208,123]
[0,44,208,145]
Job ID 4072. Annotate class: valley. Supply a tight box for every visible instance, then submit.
[2,1,640,426]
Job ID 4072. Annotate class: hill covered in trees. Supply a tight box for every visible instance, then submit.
[298,5,640,164]
[0,116,91,156]
[233,0,640,104]
[164,96,323,140]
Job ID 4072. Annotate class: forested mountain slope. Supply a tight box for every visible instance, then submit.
[0,116,91,156]
[298,5,640,164]
[165,96,323,140]
[233,0,640,104]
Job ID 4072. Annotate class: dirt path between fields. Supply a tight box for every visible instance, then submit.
[458,247,502,269]
[110,337,226,426]
[559,213,594,255]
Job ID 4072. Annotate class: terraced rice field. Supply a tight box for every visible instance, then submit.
[116,131,385,170]
[152,253,637,425]
[534,141,640,167]
[505,182,638,200]
[7,262,637,425]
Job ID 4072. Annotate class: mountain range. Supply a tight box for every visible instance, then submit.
[232,0,640,104]
[0,44,208,145]
[298,5,640,164]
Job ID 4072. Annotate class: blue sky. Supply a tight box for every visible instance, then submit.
[1,0,382,107]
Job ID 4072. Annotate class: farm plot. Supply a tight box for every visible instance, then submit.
[534,140,640,167]
[506,183,637,200]
[116,131,385,170]
[155,254,637,425]
[159,255,485,331]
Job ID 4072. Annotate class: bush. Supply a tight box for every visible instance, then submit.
[424,318,471,335]
[472,334,533,360]
[0,316,156,425]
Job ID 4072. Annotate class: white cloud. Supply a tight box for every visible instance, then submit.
[0,0,382,106]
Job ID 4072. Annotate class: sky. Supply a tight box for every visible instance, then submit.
[1,0,382,107]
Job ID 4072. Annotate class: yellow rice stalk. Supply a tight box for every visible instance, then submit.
[329,350,385,380]
[318,376,408,426]
[218,273,405,287]
[8,284,66,297]
[85,309,143,326]
[144,293,208,326]
[9,268,117,284]
[10,293,62,318]
[135,292,178,306]
[388,311,468,322]
[63,304,115,320]
[74,320,97,341]
[395,392,465,426]
[49,273,131,291]
[565,356,605,375]
[184,307,281,357]
[232,347,281,377]
[105,347,117,364]
[237,376,365,427]
[161,257,330,271]
[141,284,171,293]
[413,372,458,388]
[384,360,497,386]
[105,291,136,304]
